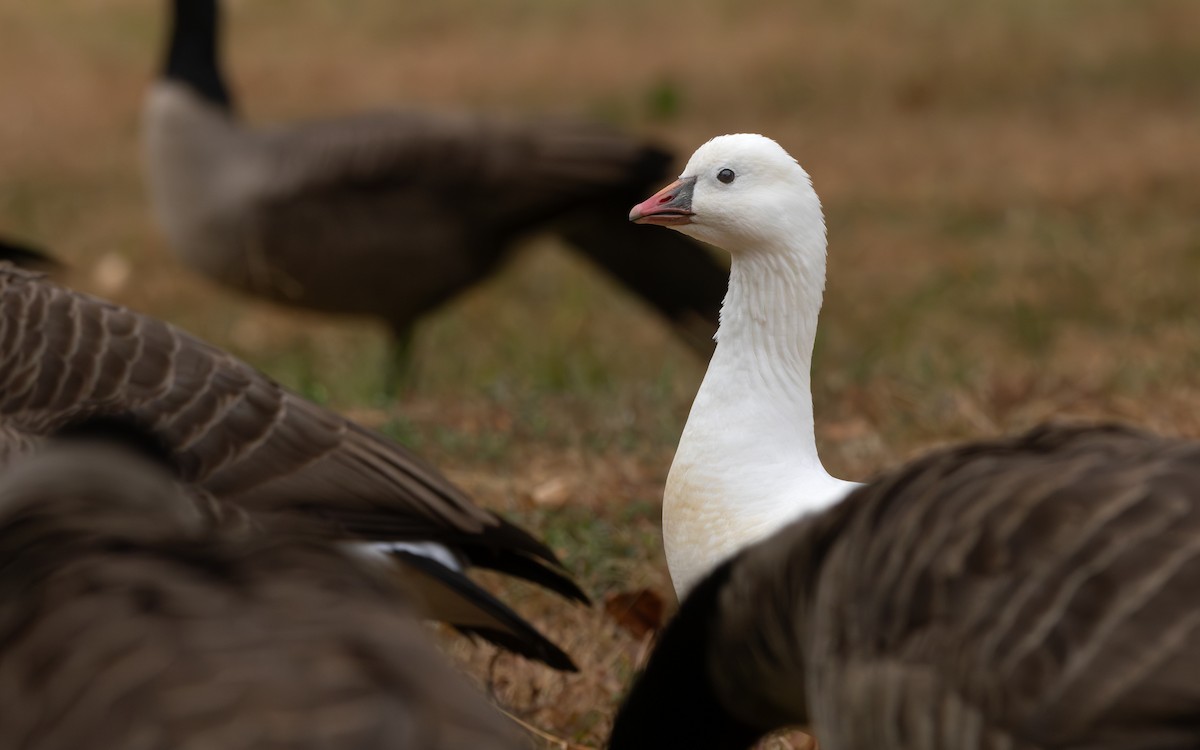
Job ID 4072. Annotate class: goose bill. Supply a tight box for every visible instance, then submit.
[629,177,696,226]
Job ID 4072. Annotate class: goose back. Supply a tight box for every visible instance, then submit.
[807,424,1200,749]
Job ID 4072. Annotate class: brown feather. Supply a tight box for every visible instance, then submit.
[144,9,726,354]
[0,264,582,667]
[0,443,526,750]
[615,423,1200,750]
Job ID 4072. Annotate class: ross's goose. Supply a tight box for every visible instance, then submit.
[630,134,859,597]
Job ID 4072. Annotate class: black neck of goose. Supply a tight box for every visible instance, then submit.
[608,560,763,750]
[162,0,234,111]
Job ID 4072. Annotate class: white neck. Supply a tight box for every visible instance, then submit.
[713,243,824,455]
[664,227,855,596]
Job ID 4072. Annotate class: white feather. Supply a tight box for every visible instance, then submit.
[352,541,464,572]
[655,134,861,597]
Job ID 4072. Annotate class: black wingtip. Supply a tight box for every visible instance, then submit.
[469,517,592,605]
[454,625,579,673]
[301,506,590,605]
[392,551,578,672]
[467,546,592,606]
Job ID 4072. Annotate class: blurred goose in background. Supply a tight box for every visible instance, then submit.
[0,262,584,670]
[629,134,859,597]
[0,438,527,750]
[611,423,1200,749]
[0,232,60,271]
[142,0,728,387]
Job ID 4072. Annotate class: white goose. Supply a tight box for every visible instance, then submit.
[630,134,860,597]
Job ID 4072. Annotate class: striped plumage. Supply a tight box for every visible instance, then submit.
[0,441,526,750]
[0,263,583,669]
[610,423,1200,750]
[142,0,727,369]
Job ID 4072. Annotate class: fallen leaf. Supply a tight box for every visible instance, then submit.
[604,588,665,639]
[530,477,572,508]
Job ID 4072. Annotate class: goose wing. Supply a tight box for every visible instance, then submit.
[810,424,1200,749]
[253,109,669,228]
[0,264,583,666]
[0,263,484,531]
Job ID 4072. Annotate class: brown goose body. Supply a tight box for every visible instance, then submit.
[0,263,583,669]
[0,442,526,750]
[142,0,726,357]
[611,423,1200,750]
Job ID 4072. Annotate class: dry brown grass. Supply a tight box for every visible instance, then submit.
[2,0,1200,746]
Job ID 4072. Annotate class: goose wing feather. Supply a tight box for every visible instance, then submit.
[231,109,710,332]
[0,265,583,622]
[0,264,485,530]
[720,424,1200,749]
[253,109,665,220]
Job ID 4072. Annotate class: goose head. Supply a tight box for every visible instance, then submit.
[629,133,823,255]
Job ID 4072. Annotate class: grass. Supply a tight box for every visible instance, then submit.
[2,0,1200,746]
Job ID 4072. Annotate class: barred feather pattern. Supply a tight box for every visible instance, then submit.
[711,424,1200,750]
[0,264,582,668]
[0,265,482,527]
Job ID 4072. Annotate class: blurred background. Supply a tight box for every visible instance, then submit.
[1,0,1198,745]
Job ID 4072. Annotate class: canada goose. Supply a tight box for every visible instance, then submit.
[0,262,583,670]
[629,134,859,597]
[0,439,527,750]
[0,233,60,271]
[142,0,728,384]
[611,422,1200,750]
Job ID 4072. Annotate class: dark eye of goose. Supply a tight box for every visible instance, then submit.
[717,168,735,184]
